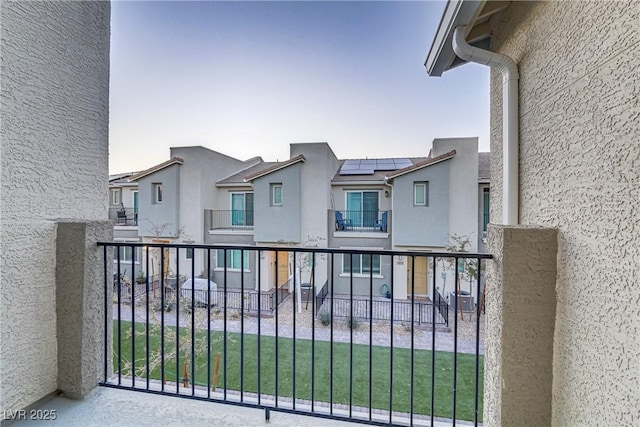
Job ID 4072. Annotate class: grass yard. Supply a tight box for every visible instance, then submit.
[114,320,483,421]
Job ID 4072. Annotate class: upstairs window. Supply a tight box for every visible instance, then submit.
[271,183,283,206]
[414,182,428,206]
[231,192,253,226]
[111,189,121,205]
[153,183,163,204]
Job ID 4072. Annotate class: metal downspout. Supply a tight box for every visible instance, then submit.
[452,25,519,225]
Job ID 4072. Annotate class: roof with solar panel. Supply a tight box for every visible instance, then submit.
[331,157,428,183]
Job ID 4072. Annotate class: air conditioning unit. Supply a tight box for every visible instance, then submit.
[449,291,474,311]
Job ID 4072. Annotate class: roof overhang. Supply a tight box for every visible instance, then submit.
[425,0,510,76]
[385,150,456,180]
[129,157,184,181]
[244,155,305,181]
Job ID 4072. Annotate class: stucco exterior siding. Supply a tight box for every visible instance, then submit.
[489,1,640,424]
[0,0,110,413]
[253,163,302,243]
[392,161,450,246]
[137,164,180,237]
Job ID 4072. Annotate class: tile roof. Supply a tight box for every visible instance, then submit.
[385,150,457,180]
[244,155,306,181]
[129,157,184,181]
[216,161,279,186]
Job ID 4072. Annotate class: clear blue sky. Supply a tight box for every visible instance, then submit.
[109,1,489,174]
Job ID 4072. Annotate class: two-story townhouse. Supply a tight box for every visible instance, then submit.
[129,147,260,282]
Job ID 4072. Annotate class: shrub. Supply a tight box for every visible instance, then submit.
[319,311,331,326]
[346,316,360,330]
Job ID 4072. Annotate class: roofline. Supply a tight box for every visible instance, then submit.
[216,182,254,188]
[129,157,184,181]
[215,159,266,186]
[424,0,484,76]
[244,155,305,181]
[385,150,457,180]
[331,180,387,186]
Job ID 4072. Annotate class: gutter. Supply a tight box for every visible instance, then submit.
[452,25,519,225]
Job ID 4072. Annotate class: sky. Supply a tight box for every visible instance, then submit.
[109,1,489,174]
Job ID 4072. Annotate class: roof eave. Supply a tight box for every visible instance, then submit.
[424,0,484,76]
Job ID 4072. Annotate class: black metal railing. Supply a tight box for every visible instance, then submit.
[334,210,389,232]
[101,242,490,426]
[322,295,448,326]
[209,210,254,229]
[109,207,138,226]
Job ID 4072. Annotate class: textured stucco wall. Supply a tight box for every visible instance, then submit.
[485,225,557,427]
[392,160,450,246]
[489,1,640,424]
[0,0,110,413]
[253,164,302,243]
[137,164,180,237]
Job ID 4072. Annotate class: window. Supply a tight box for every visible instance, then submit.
[153,183,163,204]
[414,182,428,206]
[111,189,121,205]
[342,253,381,275]
[345,191,379,227]
[483,188,490,232]
[231,192,254,226]
[271,183,283,206]
[216,249,250,271]
[113,246,142,263]
[186,248,193,259]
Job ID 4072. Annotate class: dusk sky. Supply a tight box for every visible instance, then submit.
[109,1,489,174]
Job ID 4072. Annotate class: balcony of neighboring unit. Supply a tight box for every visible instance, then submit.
[109,207,138,227]
[206,209,254,234]
[331,209,391,238]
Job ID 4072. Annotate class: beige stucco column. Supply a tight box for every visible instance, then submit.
[484,225,557,426]
[56,221,113,398]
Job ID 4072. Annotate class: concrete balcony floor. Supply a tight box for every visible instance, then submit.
[11,387,361,427]
[10,386,470,426]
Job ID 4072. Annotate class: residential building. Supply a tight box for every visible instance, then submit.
[130,139,489,304]
[426,0,639,425]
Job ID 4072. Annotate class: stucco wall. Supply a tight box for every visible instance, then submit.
[253,164,302,243]
[137,164,180,237]
[392,160,450,246]
[490,1,640,424]
[0,0,110,412]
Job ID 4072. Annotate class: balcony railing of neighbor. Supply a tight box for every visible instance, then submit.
[109,207,138,226]
[334,210,389,232]
[101,242,490,427]
[209,210,254,229]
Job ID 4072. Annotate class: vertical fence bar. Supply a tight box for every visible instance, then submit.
[475,257,482,427]
[131,245,136,388]
[410,255,415,426]
[240,249,245,402]
[431,256,437,426]
[103,245,108,383]
[349,253,353,418]
[223,249,228,400]
[176,248,180,395]
[257,250,262,406]
[145,246,150,390]
[160,247,165,391]
[207,248,211,399]
[368,253,374,421]
[311,252,316,413]
[389,254,394,425]
[453,257,459,425]
[191,248,196,396]
[275,250,279,407]
[292,252,297,410]
[330,252,334,415]
[116,246,122,386]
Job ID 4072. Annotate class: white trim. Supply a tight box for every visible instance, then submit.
[271,183,283,206]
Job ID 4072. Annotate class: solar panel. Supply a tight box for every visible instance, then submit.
[338,158,414,175]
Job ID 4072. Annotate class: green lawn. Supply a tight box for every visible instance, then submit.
[114,320,483,421]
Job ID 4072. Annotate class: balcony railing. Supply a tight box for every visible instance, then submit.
[109,207,138,226]
[100,242,490,426]
[209,210,254,229]
[334,210,390,233]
